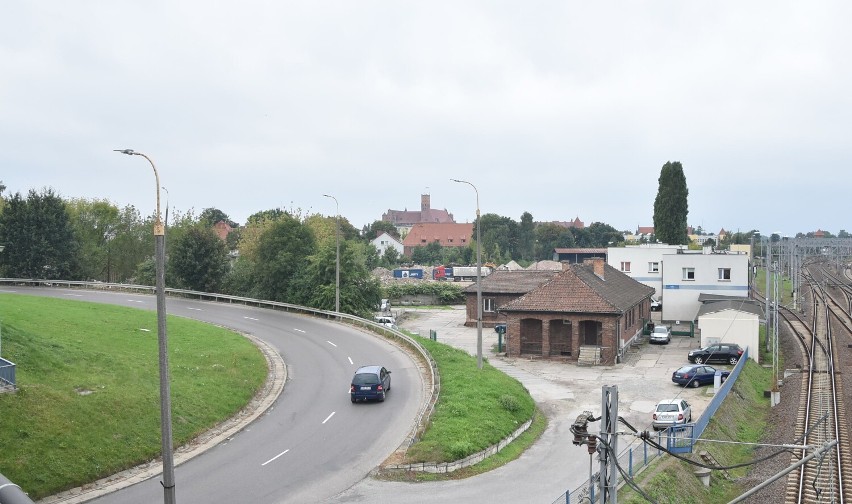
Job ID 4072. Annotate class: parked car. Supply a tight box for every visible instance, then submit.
[650,297,662,311]
[687,343,744,365]
[374,316,397,330]
[350,365,392,403]
[649,325,671,344]
[672,364,729,388]
[652,399,692,430]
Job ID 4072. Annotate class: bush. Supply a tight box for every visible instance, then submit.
[383,282,465,305]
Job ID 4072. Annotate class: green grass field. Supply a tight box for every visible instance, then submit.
[0,294,267,499]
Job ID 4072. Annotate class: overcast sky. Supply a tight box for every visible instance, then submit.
[3,2,850,237]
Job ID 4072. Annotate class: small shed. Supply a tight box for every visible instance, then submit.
[696,300,762,363]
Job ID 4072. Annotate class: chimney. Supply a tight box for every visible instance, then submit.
[584,257,605,278]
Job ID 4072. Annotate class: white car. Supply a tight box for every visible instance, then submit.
[652,399,692,430]
[649,325,671,344]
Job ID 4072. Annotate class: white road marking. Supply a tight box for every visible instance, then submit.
[127,299,143,303]
[293,328,305,333]
[187,307,202,311]
[322,412,336,424]
[244,316,259,321]
[0,289,18,293]
[326,341,337,347]
[64,293,83,297]
[348,357,353,365]
[261,449,289,466]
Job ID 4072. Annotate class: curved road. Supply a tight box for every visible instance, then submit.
[4,287,423,504]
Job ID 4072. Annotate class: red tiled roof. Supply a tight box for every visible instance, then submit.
[500,261,654,314]
[402,222,473,248]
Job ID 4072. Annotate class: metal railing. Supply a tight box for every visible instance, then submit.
[0,278,438,449]
[0,358,15,389]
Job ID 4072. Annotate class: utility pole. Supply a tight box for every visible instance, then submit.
[599,385,619,504]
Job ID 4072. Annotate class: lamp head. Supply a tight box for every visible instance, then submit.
[114,149,136,156]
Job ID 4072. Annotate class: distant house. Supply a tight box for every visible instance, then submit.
[549,217,585,230]
[371,232,403,257]
[402,222,473,257]
[499,258,655,365]
[552,248,607,264]
[382,194,455,236]
[213,220,233,241]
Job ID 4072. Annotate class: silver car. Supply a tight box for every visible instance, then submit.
[649,325,671,344]
[652,399,692,430]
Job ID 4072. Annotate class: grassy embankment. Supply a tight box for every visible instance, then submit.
[387,331,545,480]
[0,294,267,500]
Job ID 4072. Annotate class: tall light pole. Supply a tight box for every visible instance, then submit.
[323,194,340,314]
[114,149,176,504]
[451,178,483,369]
[161,186,170,230]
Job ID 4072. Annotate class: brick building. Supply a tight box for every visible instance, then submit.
[401,222,473,257]
[498,258,654,365]
[461,270,560,328]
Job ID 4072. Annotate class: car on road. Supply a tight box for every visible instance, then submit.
[652,399,692,430]
[350,365,391,403]
[687,343,744,365]
[672,364,730,388]
[649,325,671,344]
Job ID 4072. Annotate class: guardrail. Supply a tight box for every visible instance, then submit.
[0,278,439,450]
[0,358,15,390]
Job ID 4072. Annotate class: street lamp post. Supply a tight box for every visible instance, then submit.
[451,178,483,369]
[161,186,170,230]
[114,149,176,504]
[323,194,340,314]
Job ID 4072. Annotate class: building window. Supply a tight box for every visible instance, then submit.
[648,262,659,273]
[683,267,695,281]
[718,268,731,281]
[620,261,631,273]
[483,298,495,313]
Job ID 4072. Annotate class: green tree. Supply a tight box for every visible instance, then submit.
[411,242,443,264]
[653,161,689,245]
[517,212,535,261]
[381,247,402,268]
[199,207,236,227]
[477,213,518,262]
[584,222,625,247]
[0,188,78,279]
[169,226,230,292]
[534,223,575,259]
[254,215,316,302]
[363,220,400,241]
[292,240,382,316]
[66,198,121,281]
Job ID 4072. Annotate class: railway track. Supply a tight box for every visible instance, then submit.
[779,264,852,503]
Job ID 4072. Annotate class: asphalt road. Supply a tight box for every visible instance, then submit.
[2,287,423,504]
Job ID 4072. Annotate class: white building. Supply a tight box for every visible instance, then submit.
[697,298,763,363]
[371,232,404,257]
[661,249,750,322]
[606,244,686,297]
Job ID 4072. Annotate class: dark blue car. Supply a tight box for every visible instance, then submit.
[350,365,391,403]
[672,364,729,388]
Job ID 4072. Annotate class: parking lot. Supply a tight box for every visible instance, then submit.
[397,307,722,436]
